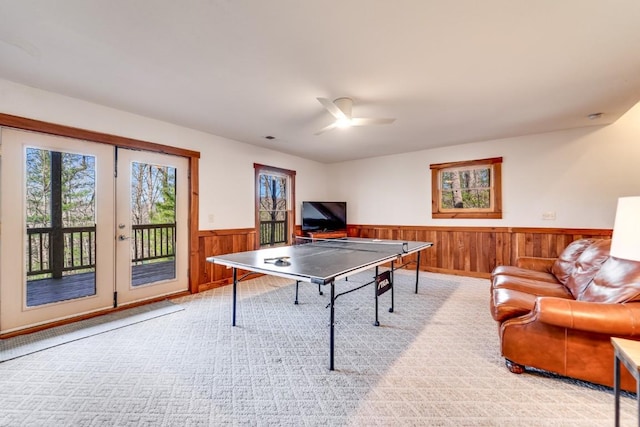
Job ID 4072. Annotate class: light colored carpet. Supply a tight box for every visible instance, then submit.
[0,300,183,362]
[0,271,635,426]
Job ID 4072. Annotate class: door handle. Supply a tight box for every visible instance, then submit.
[118,235,130,241]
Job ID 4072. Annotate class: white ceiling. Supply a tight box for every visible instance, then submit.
[1,1,639,163]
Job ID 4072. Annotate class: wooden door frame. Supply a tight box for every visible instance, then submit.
[0,113,201,294]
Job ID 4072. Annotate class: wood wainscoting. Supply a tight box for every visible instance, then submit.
[197,228,257,292]
[196,225,612,291]
[347,225,612,279]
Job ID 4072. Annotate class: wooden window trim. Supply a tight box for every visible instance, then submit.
[430,157,502,219]
[0,113,200,159]
[254,163,296,249]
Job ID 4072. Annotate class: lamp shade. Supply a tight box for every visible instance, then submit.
[610,196,640,261]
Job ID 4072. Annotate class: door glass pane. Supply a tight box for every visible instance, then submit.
[130,162,176,286]
[25,148,96,306]
[258,173,288,246]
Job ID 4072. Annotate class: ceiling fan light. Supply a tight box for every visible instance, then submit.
[336,117,352,128]
[315,97,395,135]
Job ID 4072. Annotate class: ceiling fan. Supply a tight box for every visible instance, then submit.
[314,97,395,135]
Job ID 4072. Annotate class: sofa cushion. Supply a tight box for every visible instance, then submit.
[551,238,595,286]
[491,288,539,323]
[492,274,570,298]
[579,256,640,303]
[564,239,611,298]
[515,257,556,273]
[491,265,559,283]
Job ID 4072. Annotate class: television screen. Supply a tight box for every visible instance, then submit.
[301,201,347,232]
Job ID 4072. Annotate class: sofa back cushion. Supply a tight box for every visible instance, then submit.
[551,239,595,286]
[564,239,611,298]
[578,256,640,303]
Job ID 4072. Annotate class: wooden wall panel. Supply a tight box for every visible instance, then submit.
[508,228,611,266]
[348,225,612,279]
[195,225,613,290]
[197,228,256,292]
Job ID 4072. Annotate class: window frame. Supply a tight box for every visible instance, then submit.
[254,163,296,248]
[430,157,502,219]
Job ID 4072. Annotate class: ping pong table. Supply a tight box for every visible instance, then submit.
[206,237,433,370]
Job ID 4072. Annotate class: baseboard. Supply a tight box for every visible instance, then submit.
[422,266,491,279]
[198,278,232,292]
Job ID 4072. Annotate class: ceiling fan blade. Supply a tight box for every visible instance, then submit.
[350,117,396,126]
[314,121,339,135]
[317,97,347,120]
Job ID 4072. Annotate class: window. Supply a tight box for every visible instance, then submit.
[254,164,296,247]
[430,157,502,219]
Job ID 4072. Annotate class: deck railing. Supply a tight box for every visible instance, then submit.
[259,217,288,246]
[27,225,96,277]
[132,223,176,264]
[26,222,176,277]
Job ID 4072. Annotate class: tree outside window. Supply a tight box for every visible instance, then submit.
[254,164,296,247]
[25,148,97,280]
[430,157,502,219]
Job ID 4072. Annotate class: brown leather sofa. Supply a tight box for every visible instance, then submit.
[490,238,640,391]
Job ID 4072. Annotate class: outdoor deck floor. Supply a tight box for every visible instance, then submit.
[26,261,176,306]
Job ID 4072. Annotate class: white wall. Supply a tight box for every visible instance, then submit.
[0,79,329,229]
[328,102,640,229]
[3,77,639,231]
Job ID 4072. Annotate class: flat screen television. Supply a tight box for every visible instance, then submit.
[301,201,347,232]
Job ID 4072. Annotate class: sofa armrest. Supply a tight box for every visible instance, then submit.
[516,257,556,273]
[535,297,640,336]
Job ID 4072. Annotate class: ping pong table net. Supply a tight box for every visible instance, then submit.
[294,236,409,254]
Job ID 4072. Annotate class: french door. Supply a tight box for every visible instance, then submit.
[114,148,188,305]
[0,128,188,334]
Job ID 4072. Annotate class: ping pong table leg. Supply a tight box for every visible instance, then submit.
[318,283,323,296]
[389,261,394,313]
[330,281,335,371]
[295,281,300,305]
[415,251,422,294]
[374,266,380,327]
[232,267,238,326]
